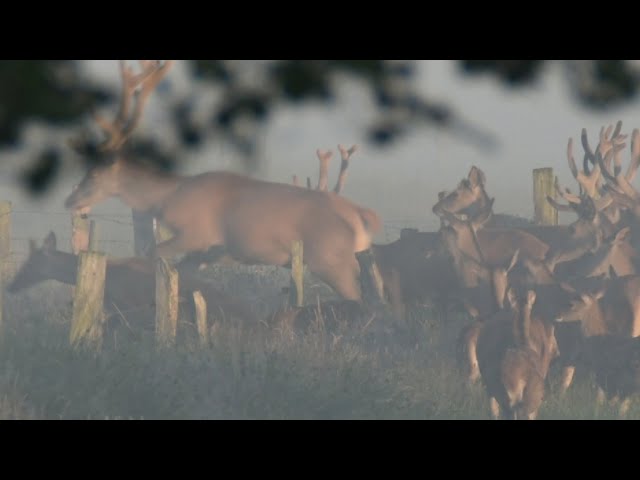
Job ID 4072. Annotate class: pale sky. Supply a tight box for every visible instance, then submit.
[3,60,640,254]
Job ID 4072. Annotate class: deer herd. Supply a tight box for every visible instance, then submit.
[7,60,640,419]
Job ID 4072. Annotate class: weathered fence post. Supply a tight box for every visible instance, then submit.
[0,201,11,332]
[70,222,106,350]
[533,168,558,226]
[356,248,386,305]
[155,258,179,347]
[88,220,98,251]
[289,240,304,307]
[71,212,90,254]
[132,209,155,257]
[193,290,208,347]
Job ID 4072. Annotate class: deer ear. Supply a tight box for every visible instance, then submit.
[43,231,57,251]
[614,226,631,243]
[468,166,486,188]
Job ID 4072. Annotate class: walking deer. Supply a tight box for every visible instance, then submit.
[64,60,382,301]
[476,288,563,420]
[7,232,257,335]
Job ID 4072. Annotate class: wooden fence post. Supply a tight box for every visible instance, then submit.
[88,220,98,251]
[0,201,11,332]
[533,168,558,225]
[71,212,90,254]
[70,224,106,350]
[356,248,386,305]
[155,258,179,347]
[289,240,304,307]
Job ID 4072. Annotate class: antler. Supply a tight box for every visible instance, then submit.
[581,121,627,183]
[597,142,640,201]
[291,144,358,194]
[554,176,581,205]
[316,149,333,191]
[71,60,174,153]
[625,128,640,183]
[333,144,358,194]
[567,137,601,198]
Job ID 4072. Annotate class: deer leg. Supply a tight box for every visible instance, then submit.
[596,386,607,406]
[559,366,576,396]
[490,397,501,420]
[618,397,632,417]
[155,234,221,262]
[457,322,481,386]
[319,264,362,301]
[385,268,406,320]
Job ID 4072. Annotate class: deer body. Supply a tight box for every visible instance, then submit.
[7,232,256,332]
[64,61,381,301]
[66,163,381,301]
[570,334,640,416]
[477,290,560,420]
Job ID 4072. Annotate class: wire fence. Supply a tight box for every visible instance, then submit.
[5,207,437,268]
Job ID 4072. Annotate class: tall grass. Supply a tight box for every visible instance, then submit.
[0,268,635,420]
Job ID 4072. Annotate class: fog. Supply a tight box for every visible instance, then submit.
[2,60,640,419]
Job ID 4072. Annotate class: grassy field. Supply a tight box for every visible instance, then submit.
[0,264,637,420]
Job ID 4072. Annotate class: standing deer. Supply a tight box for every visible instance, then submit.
[295,143,454,317]
[475,285,602,420]
[557,332,640,417]
[64,61,382,302]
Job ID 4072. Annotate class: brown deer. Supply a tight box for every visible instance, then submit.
[551,226,638,281]
[438,206,549,270]
[526,261,640,394]
[558,332,640,417]
[434,165,606,262]
[293,144,454,317]
[63,61,382,302]
[476,288,563,420]
[7,232,257,336]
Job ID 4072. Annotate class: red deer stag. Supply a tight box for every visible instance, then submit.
[296,143,451,317]
[64,61,382,302]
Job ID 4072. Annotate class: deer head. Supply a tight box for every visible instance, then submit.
[65,60,174,216]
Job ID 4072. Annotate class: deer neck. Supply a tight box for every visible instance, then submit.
[580,302,607,336]
[116,163,183,213]
[47,251,81,286]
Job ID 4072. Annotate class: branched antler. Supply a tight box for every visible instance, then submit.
[316,149,333,191]
[333,144,358,194]
[70,60,174,154]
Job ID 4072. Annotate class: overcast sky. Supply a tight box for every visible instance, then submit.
[4,60,640,251]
